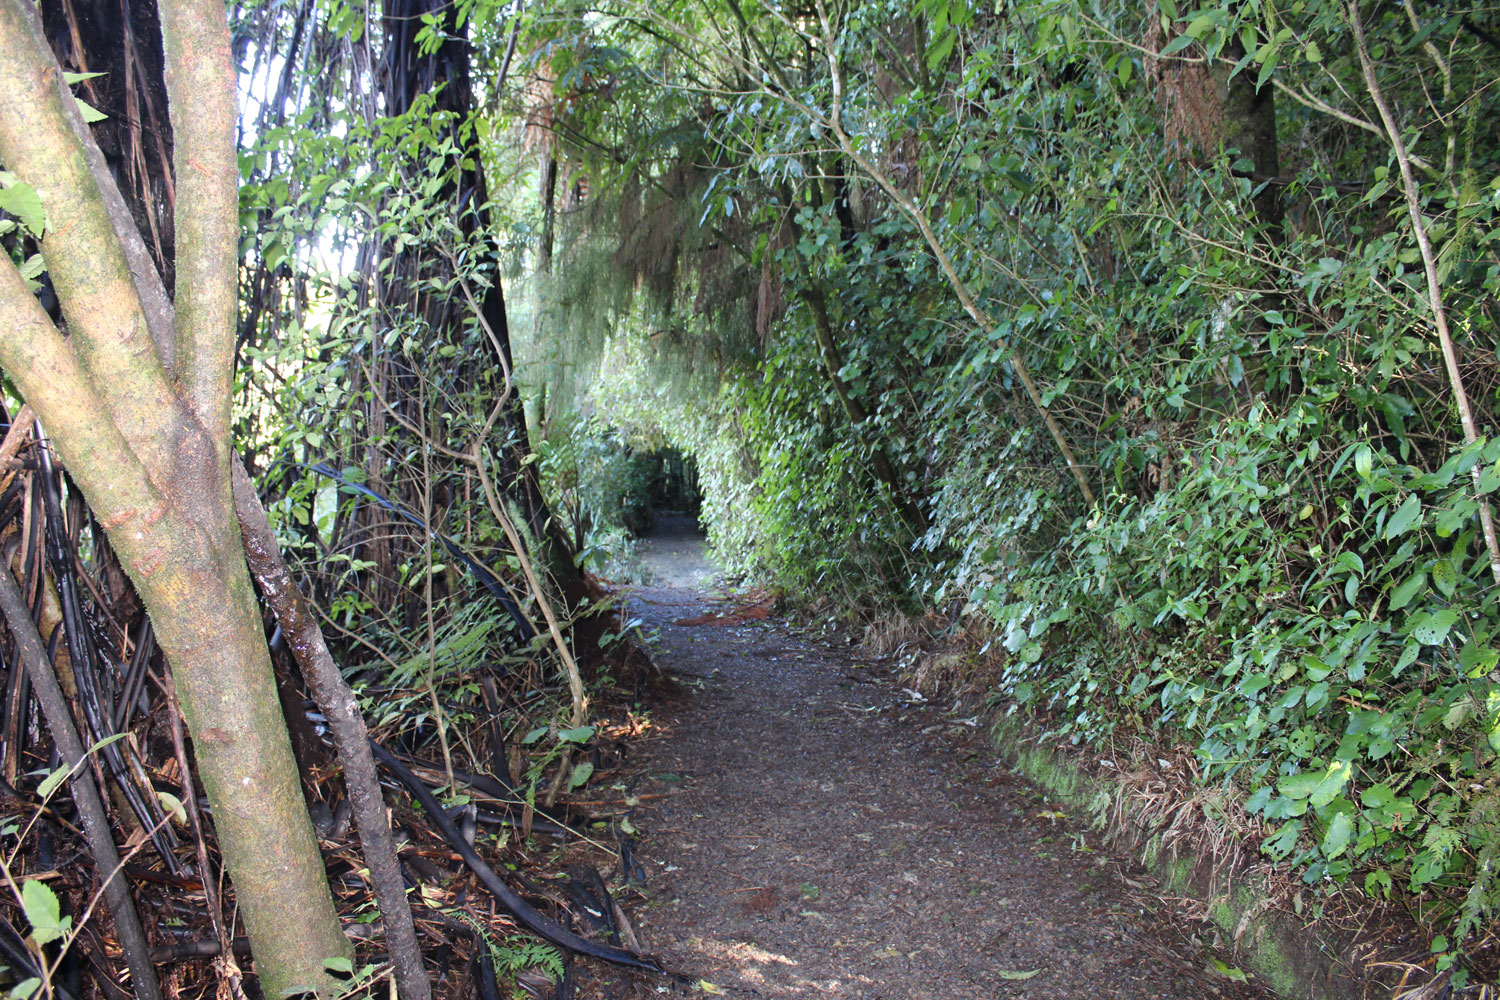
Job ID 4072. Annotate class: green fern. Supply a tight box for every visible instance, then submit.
[447,909,566,996]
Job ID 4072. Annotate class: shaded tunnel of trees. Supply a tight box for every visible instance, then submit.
[1,0,1500,995]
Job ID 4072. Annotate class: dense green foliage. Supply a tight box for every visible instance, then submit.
[521,0,1500,981]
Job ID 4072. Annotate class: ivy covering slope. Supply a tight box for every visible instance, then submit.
[521,0,1500,984]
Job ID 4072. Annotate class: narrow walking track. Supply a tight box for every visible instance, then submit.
[614,525,1280,999]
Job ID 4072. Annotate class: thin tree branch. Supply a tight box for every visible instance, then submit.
[1349,0,1500,587]
[469,442,587,808]
[159,0,239,442]
[811,0,1096,508]
[230,462,432,1000]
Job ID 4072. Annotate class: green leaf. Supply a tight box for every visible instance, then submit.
[1392,641,1421,678]
[1384,494,1422,539]
[1059,14,1078,50]
[1354,446,1373,480]
[1461,641,1498,677]
[1278,772,1321,799]
[568,762,594,788]
[1388,570,1426,610]
[1160,33,1196,56]
[1408,609,1460,645]
[22,879,68,947]
[75,97,107,123]
[10,978,41,1000]
[1432,558,1457,598]
[157,790,187,825]
[558,725,596,744]
[995,969,1040,980]
[1255,47,1279,89]
[1334,551,1364,576]
[1210,958,1248,982]
[1320,810,1354,859]
[1361,178,1390,206]
[1305,40,1323,62]
[0,180,46,237]
[1262,818,1302,859]
[90,733,128,753]
[17,253,44,285]
[324,956,355,974]
[62,71,106,84]
[36,762,76,801]
[926,30,957,71]
[1310,760,1351,808]
[521,726,549,745]
[1478,461,1500,495]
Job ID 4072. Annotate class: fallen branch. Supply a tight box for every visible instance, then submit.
[370,740,664,973]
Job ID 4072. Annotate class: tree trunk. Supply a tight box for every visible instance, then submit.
[1214,41,1282,235]
[39,0,176,292]
[0,1,350,995]
[383,0,587,610]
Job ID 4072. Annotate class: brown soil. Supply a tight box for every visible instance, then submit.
[597,524,1283,998]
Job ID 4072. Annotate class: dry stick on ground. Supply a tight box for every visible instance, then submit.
[231,463,432,1000]
[809,0,1096,509]
[1348,1,1500,587]
[0,563,163,1000]
[469,441,588,808]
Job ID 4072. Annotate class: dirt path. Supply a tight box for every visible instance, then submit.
[633,515,720,589]
[615,525,1277,999]
[609,554,1290,1000]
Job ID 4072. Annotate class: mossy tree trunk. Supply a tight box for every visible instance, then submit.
[0,0,350,995]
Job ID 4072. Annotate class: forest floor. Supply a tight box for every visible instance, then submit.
[584,518,1284,999]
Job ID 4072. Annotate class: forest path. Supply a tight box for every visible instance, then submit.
[613,525,1280,1000]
